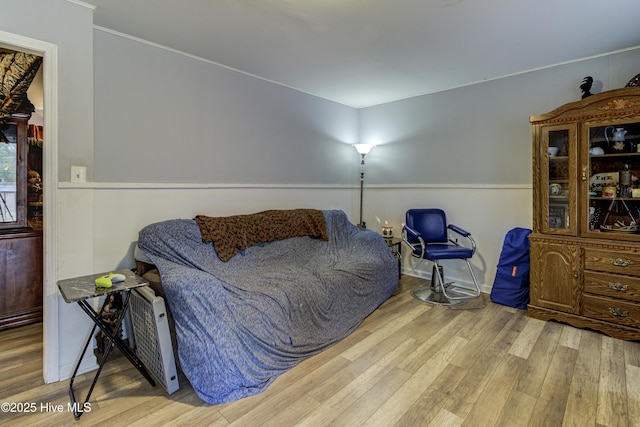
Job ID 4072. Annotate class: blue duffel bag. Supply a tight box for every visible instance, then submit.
[490,227,532,310]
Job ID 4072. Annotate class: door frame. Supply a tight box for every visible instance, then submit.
[0,30,59,383]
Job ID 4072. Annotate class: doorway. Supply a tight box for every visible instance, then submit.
[0,30,58,384]
[0,48,43,328]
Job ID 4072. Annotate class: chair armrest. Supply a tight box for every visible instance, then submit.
[448,224,476,255]
[448,224,470,237]
[402,225,425,258]
[403,225,421,240]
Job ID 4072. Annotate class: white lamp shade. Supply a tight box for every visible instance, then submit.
[353,143,374,155]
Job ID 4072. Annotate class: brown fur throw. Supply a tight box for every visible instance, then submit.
[194,209,328,262]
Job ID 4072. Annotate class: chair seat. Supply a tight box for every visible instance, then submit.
[424,244,473,260]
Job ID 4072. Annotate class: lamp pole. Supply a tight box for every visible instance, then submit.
[353,144,374,228]
[359,152,366,227]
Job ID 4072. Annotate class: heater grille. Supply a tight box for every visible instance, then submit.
[129,286,179,394]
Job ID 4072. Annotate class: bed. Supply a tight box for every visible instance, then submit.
[136,209,398,404]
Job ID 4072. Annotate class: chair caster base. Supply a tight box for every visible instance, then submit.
[411,285,467,306]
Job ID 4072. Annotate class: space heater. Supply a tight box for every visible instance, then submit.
[128,285,179,394]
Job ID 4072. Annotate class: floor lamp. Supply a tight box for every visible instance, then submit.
[353,144,374,228]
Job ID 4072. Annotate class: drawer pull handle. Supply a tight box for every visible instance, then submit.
[608,283,629,292]
[609,307,629,317]
[610,258,632,267]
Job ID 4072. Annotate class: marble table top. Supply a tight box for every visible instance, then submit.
[57,269,148,303]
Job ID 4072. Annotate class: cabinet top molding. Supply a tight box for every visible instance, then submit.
[531,87,640,124]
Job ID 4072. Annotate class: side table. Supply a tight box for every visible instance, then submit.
[57,269,155,418]
[385,237,402,279]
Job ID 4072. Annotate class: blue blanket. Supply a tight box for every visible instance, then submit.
[137,210,398,404]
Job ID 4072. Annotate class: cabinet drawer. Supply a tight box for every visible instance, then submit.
[583,248,640,276]
[584,271,640,303]
[582,294,640,329]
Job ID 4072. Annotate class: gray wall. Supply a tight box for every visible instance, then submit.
[94,28,640,188]
[0,0,94,181]
[360,48,640,185]
[93,30,358,184]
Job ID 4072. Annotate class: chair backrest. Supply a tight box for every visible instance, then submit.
[406,209,448,244]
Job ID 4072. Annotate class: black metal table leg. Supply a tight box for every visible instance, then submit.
[67,289,155,419]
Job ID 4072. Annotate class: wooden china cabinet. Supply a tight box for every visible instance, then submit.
[530,87,640,340]
[0,112,43,331]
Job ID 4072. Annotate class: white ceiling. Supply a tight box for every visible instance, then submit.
[86,0,640,108]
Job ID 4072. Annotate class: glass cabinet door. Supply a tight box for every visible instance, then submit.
[541,124,576,235]
[0,117,28,229]
[584,119,640,239]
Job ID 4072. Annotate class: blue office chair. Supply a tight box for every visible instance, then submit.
[402,208,481,306]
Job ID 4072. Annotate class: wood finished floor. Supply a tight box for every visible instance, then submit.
[2,275,640,426]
